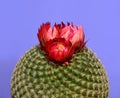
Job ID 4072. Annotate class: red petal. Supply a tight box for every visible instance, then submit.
[37,22,51,48]
[45,38,74,63]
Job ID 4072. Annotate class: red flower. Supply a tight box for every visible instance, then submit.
[37,22,85,63]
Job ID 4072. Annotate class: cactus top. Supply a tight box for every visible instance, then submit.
[37,22,85,64]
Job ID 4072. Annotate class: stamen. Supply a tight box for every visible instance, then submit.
[57,44,65,51]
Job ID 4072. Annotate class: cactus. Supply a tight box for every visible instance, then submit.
[11,22,109,98]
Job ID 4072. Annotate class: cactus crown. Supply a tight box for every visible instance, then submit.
[11,46,109,98]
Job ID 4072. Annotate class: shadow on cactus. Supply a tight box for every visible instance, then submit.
[11,22,109,98]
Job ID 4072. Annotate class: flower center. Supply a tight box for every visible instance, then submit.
[56,44,65,51]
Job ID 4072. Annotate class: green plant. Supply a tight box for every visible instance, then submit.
[11,22,109,98]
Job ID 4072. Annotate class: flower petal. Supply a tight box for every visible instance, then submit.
[71,25,84,47]
[60,26,74,40]
[37,22,59,48]
[45,38,74,63]
[37,22,51,48]
[60,24,85,51]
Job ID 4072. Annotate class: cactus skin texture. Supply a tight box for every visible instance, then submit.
[11,45,109,98]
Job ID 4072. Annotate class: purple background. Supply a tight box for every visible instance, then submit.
[0,0,120,98]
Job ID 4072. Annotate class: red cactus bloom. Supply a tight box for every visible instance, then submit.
[37,22,85,63]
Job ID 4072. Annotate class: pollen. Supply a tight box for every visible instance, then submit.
[57,44,65,51]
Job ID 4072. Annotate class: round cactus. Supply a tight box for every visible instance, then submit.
[11,22,109,98]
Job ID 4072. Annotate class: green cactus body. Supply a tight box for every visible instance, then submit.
[11,46,109,98]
